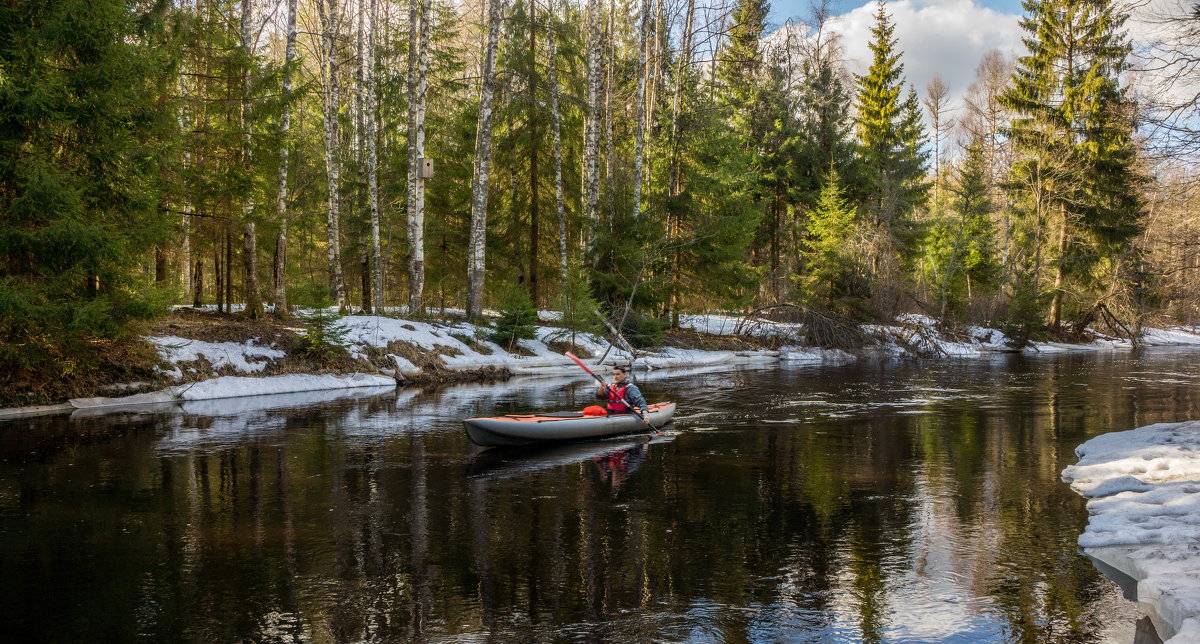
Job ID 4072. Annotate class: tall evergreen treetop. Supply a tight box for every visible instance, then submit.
[1001,0,1143,325]
[852,1,929,244]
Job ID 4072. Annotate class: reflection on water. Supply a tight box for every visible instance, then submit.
[2,350,1199,642]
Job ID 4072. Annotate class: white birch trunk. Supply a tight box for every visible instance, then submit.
[603,0,615,221]
[406,0,429,313]
[240,0,262,318]
[547,0,567,283]
[321,0,347,310]
[631,0,650,220]
[465,0,502,318]
[179,77,192,299]
[274,0,298,318]
[582,0,601,258]
[366,0,383,312]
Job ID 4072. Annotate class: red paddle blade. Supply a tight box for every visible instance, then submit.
[565,351,593,375]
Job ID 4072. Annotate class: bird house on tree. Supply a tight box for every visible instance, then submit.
[418,158,434,179]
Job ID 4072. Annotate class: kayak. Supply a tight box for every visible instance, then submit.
[467,432,676,479]
[464,402,676,447]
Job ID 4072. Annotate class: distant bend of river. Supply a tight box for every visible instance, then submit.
[3,349,1199,643]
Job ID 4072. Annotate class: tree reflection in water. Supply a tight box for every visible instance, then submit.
[1,351,1196,642]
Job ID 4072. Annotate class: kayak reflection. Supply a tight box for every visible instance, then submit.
[467,431,676,481]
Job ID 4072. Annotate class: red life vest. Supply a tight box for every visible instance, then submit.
[605,384,630,412]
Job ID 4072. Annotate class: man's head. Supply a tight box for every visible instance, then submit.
[610,364,629,383]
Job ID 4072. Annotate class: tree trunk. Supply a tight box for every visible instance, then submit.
[466,0,502,319]
[156,247,167,282]
[361,247,372,312]
[1049,203,1069,328]
[528,7,540,305]
[193,259,204,307]
[214,244,223,313]
[603,0,615,223]
[582,0,602,260]
[225,226,234,311]
[274,0,297,319]
[181,213,191,296]
[366,0,383,313]
[240,0,261,318]
[320,0,347,311]
[406,0,429,314]
[631,0,650,220]
[548,0,567,284]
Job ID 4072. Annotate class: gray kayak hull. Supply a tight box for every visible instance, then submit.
[464,402,676,447]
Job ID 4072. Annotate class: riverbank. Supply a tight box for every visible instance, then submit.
[1062,421,1200,643]
[2,308,1200,417]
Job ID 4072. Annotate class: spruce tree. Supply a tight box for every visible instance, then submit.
[927,139,999,320]
[0,0,178,373]
[852,1,929,263]
[795,171,867,317]
[1002,0,1143,327]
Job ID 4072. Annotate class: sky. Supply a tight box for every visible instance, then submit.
[764,0,1029,117]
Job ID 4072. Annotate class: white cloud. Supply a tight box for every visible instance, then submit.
[772,0,1025,112]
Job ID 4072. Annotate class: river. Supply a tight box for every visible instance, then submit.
[3,349,1199,642]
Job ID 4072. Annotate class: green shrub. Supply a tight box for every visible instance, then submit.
[489,282,538,351]
[298,308,349,362]
[622,310,667,348]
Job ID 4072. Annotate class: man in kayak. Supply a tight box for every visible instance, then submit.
[595,364,648,415]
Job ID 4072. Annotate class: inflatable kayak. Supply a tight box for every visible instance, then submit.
[464,402,676,447]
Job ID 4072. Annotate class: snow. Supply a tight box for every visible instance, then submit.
[149,336,285,379]
[778,346,857,364]
[1062,420,1200,642]
[77,311,1191,413]
[175,373,395,400]
[68,373,394,411]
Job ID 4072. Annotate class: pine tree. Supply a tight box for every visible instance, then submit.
[1002,0,1144,327]
[0,0,178,373]
[852,1,929,263]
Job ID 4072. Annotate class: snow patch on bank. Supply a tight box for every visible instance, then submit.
[176,373,395,400]
[149,336,285,379]
[1062,420,1200,642]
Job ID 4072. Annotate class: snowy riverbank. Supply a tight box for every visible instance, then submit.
[3,311,1200,418]
[1062,421,1200,642]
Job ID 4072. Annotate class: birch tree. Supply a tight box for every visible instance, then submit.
[366,0,383,312]
[406,0,430,313]
[581,0,602,257]
[466,0,502,319]
[274,0,298,318]
[631,0,650,220]
[240,0,262,318]
[319,0,347,310]
[923,74,953,204]
[547,0,567,283]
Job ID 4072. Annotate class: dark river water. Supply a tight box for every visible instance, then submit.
[3,349,1200,643]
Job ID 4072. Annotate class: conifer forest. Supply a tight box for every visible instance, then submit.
[3,0,1200,380]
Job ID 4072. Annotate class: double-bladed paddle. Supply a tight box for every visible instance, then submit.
[565,352,662,434]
